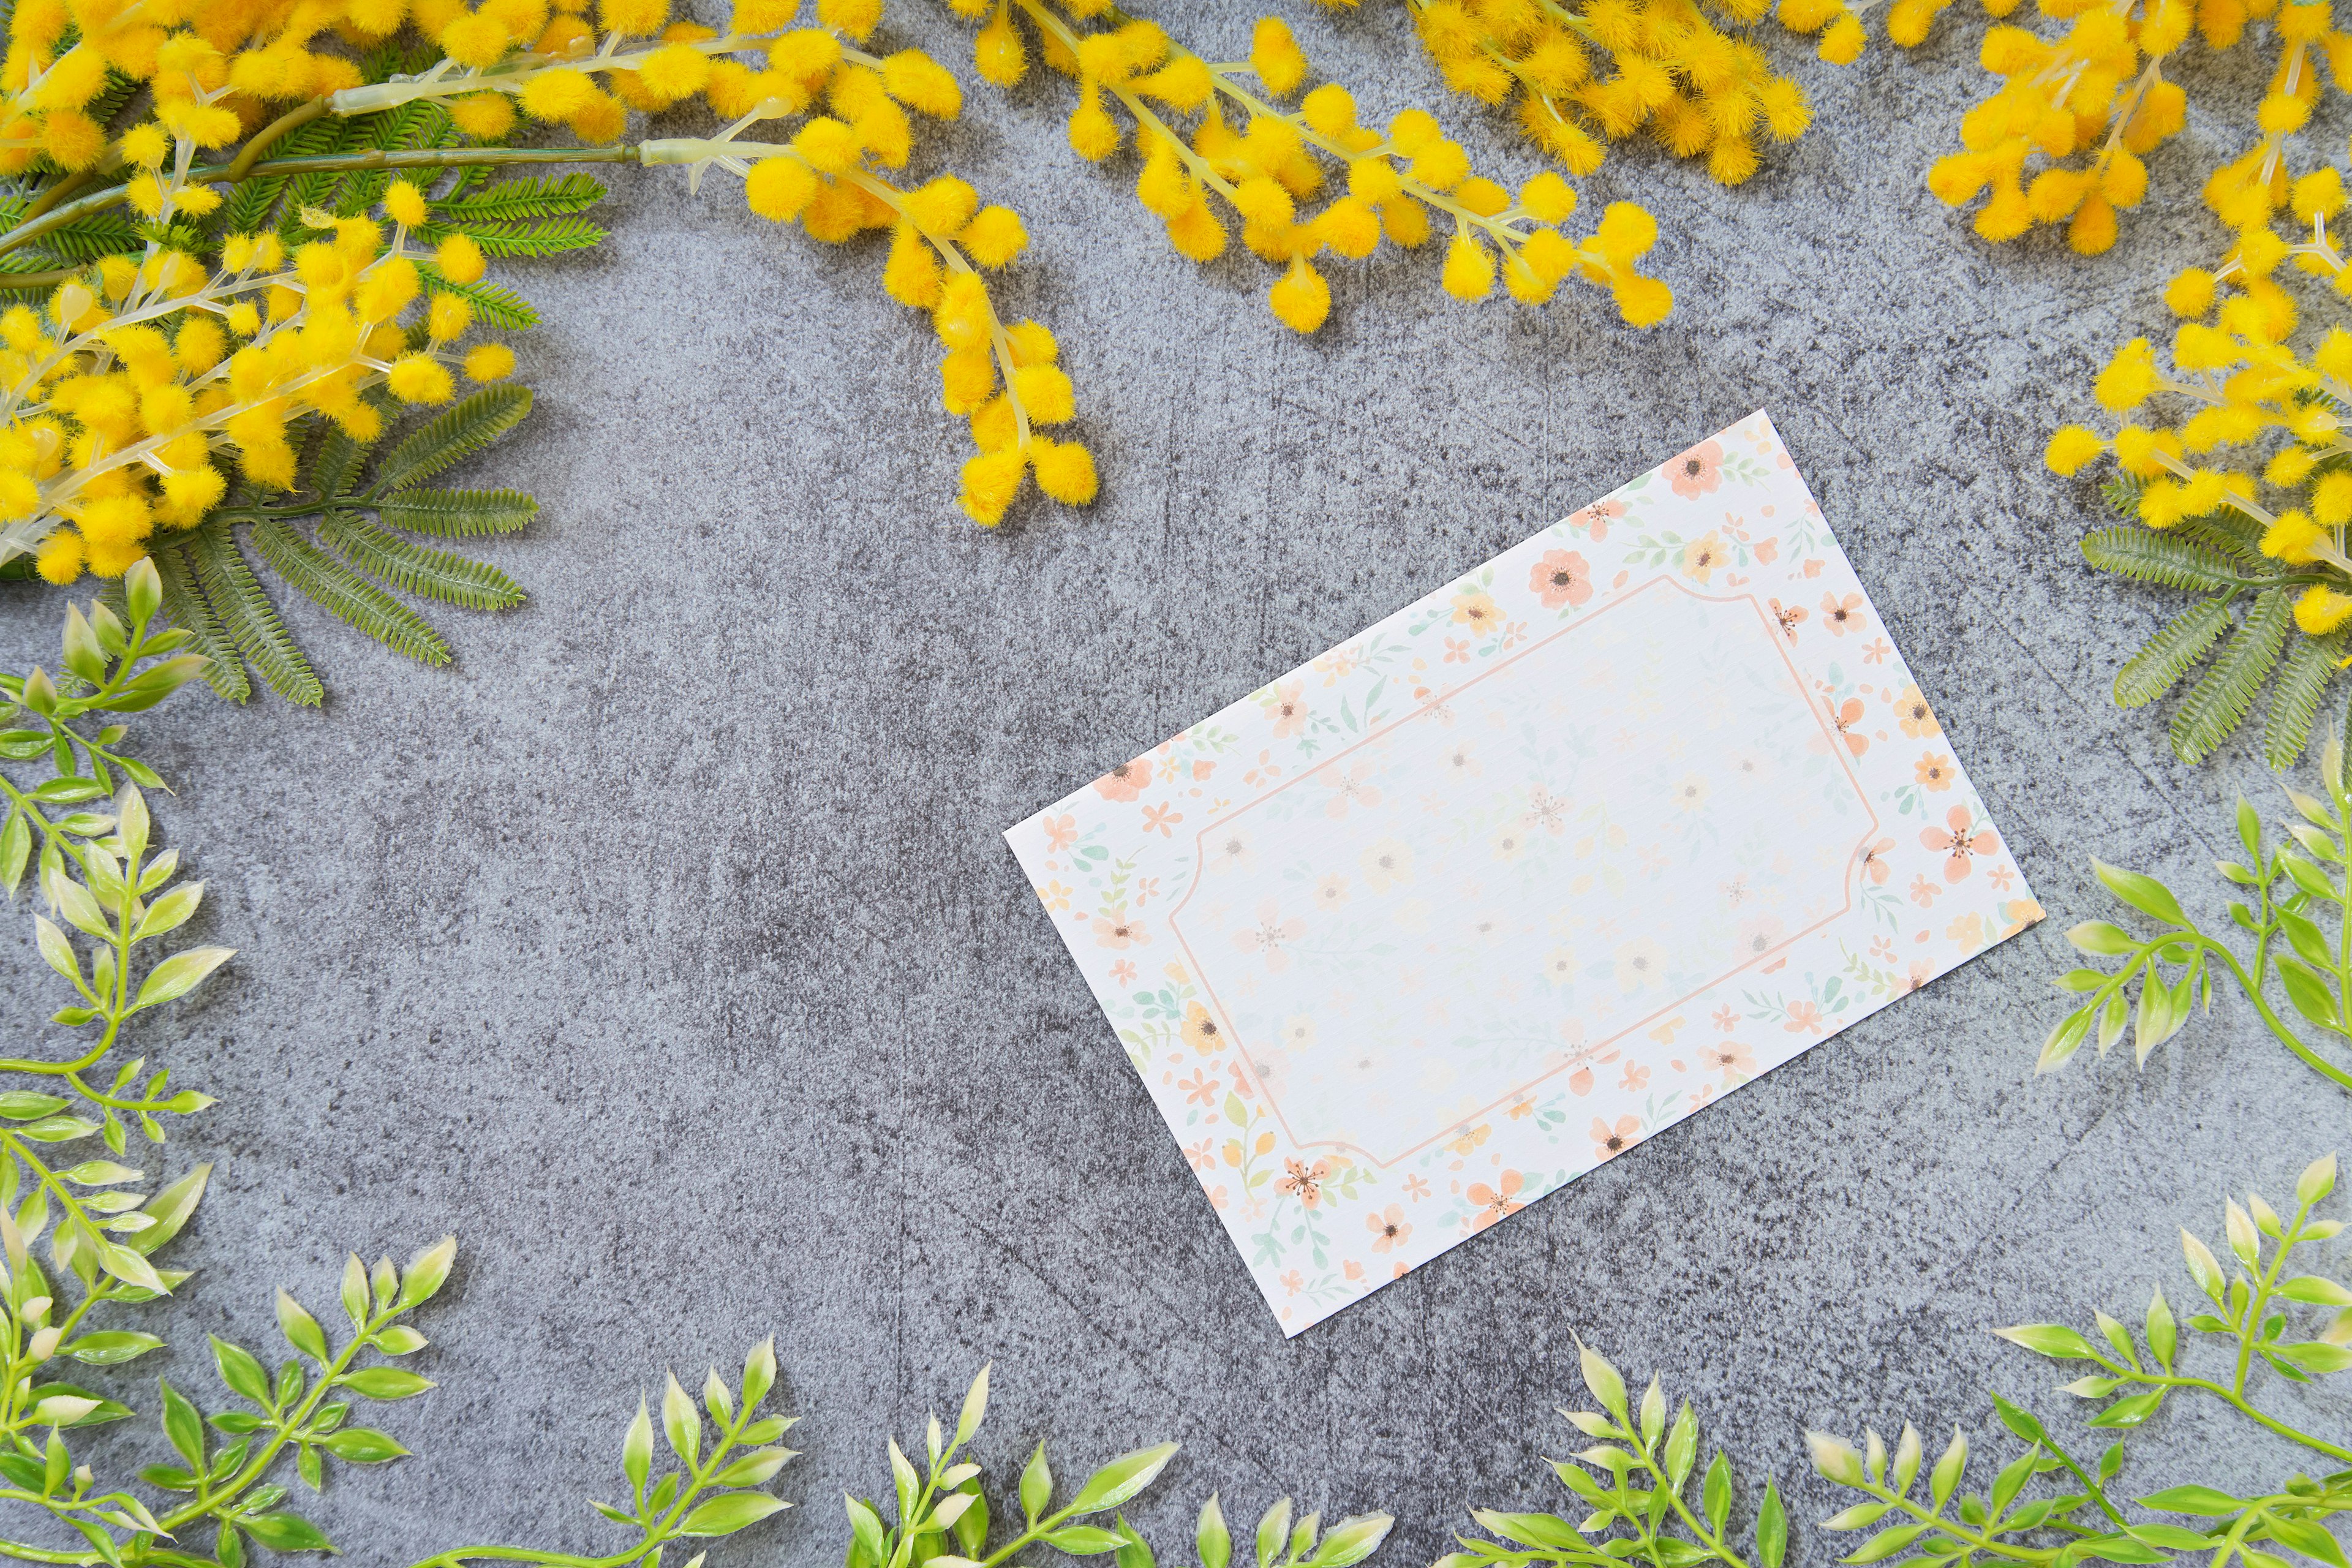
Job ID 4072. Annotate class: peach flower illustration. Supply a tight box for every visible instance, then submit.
[1367,1205,1412,1251]
[1591,1116,1642,1160]
[1232,900,1306,970]
[1093,907,1149,949]
[1667,439,1724,499]
[1278,1157,1333,1208]
[1467,1170,1525,1230]
[1831,696,1869,757]
[1360,837,1414,890]
[1681,531,1727,584]
[1922,805,1999,882]
[1914,753,1955,791]
[1697,1039,1757,1081]
[1894,684,1940,737]
[1042,813,1077,851]
[1318,759,1382,818]
[1858,838,1894,885]
[1180,1001,1226,1055]
[1531,549,1594,609]
[1820,591,1866,636]
[1569,498,1625,539]
[1093,755,1154,802]
[1452,590,1502,633]
[1264,680,1308,737]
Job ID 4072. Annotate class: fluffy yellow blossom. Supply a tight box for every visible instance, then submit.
[954,1,1672,336]
[2046,175,2352,765]
[1,157,521,578]
[1398,0,1817,185]
[1931,0,2345,255]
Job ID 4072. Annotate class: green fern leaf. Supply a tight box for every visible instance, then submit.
[2081,527,2248,592]
[413,266,538,329]
[221,115,350,235]
[82,67,144,132]
[374,386,532,491]
[2266,632,2343,769]
[326,105,459,219]
[413,214,608,258]
[188,518,322,706]
[249,519,450,665]
[37,211,144,262]
[2115,597,2233,709]
[149,541,252,703]
[2099,472,2146,521]
[432,174,607,222]
[374,487,537,537]
[303,415,377,502]
[319,511,523,610]
[2172,512,2266,562]
[2170,588,2290,764]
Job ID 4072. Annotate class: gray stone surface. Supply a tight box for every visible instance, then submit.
[1,2,2348,1562]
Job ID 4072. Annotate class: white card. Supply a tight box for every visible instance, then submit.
[1006,412,2041,1335]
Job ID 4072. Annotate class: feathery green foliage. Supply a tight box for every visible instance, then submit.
[2081,510,2339,767]
[838,1366,1390,1568]
[1450,1155,2352,1568]
[2040,731,2352,1093]
[150,388,537,704]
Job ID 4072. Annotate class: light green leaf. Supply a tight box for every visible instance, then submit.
[397,1234,457,1307]
[1019,1441,1051,1523]
[337,1366,434,1400]
[1578,1340,1630,1427]
[275,1289,329,1365]
[1068,1442,1179,1515]
[1992,1323,2100,1360]
[1047,1526,1128,1556]
[1303,1513,1392,1568]
[2091,861,2187,927]
[953,1362,989,1447]
[622,1397,652,1495]
[660,1370,699,1463]
[680,1492,791,1537]
[130,947,235,1012]
[1198,1494,1232,1568]
[134,882,203,942]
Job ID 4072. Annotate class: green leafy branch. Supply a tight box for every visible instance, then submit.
[1441,1341,1787,1568]
[153,386,539,707]
[2080,489,2341,768]
[844,1365,1391,1568]
[1800,1151,2352,1568]
[1993,1152,2351,1465]
[0,562,206,897]
[2039,733,2352,1092]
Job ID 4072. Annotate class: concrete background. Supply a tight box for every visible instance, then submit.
[2,1,2348,1562]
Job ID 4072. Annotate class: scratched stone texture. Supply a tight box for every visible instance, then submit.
[0,1,2347,1562]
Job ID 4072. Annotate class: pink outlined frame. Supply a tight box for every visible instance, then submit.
[1163,575,1883,1169]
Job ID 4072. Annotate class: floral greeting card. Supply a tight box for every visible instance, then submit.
[1005,410,2041,1336]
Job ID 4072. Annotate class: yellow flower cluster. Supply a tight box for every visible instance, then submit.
[323,0,965,147]
[7,170,512,584]
[1929,0,2346,254]
[952,0,1672,336]
[730,142,1096,526]
[318,0,1090,528]
[2044,165,2352,636]
[1392,0,1817,187]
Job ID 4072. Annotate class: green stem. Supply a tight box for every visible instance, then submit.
[0,145,641,262]
[224,99,329,183]
[1866,1485,2055,1565]
[152,1306,392,1531]
[2182,933,2352,1091]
